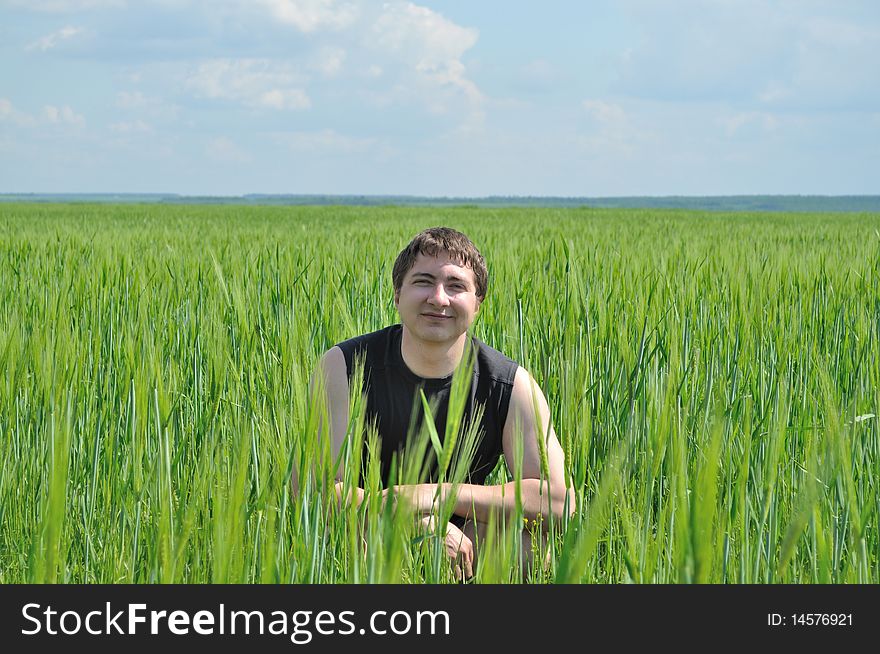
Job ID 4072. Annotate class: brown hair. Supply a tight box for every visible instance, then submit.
[392,227,488,299]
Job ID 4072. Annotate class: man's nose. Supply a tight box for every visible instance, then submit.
[427,283,450,306]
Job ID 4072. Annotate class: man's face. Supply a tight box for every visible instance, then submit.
[394,253,482,345]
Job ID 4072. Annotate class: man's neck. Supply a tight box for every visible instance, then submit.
[400,327,467,379]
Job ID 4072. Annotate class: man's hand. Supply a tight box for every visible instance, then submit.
[444,521,474,581]
[419,516,474,581]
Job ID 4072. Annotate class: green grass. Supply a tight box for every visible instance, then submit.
[1,202,878,583]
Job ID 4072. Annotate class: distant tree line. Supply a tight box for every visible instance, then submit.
[2,193,879,213]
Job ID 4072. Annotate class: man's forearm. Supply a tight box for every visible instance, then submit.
[450,479,573,524]
[389,479,574,525]
[333,481,366,509]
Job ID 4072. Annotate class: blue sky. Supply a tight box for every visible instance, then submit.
[1,0,878,196]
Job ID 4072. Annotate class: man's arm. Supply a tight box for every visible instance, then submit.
[291,346,365,507]
[386,366,576,526]
[296,348,472,575]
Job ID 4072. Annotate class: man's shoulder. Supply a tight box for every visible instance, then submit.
[471,335,519,387]
[335,324,399,352]
[333,324,400,377]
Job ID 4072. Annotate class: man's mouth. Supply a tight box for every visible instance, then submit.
[422,312,453,319]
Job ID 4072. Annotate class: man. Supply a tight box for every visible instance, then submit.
[300,227,574,579]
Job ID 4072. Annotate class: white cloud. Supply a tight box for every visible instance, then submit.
[25,25,82,52]
[258,88,311,109]
[615,1,880,110]
[109,119,151,133]
[255,1,482,121]
[115,91,180,121]
[516,59,562,92]
[56,1,483,129]
[370,2,481,104]
[804,16,880,48]
[371,3,477,63]
[275,128,375,153]
[1,98,87,128]
[522,59,556,80]
[582,100,626,124]
[116,91,150,108]
[579,99,637,159]
[5,0,124,11]
[615,1,786,101]
[44,104,85,126]
[0,98,37,126]
[791,16,880,108]
[718,111,780,136]
[187,58,311,110]
[309,46,346,77]
[758,83,791,104]
[206,136,253,164]
[259,0,359,32]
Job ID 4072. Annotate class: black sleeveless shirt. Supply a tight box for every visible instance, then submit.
[335,324,518,488]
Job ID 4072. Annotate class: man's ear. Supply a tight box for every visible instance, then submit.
[475,296,483,312]
[394,290,400,306]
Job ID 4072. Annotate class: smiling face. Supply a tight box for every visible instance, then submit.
[394,253,482,346]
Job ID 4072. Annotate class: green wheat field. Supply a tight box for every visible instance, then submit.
[1,202,878,584]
